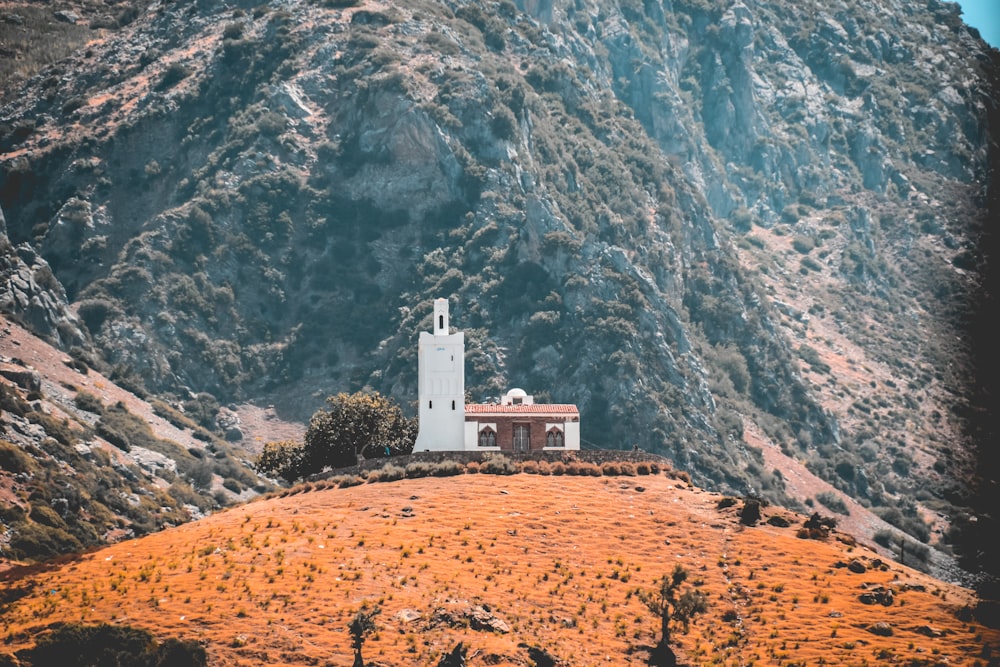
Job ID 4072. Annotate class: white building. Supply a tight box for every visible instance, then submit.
[413,298,466,451]
[464,388,580,451]
[413,298,580,452]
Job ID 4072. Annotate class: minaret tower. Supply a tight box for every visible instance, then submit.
[414,298,466,451]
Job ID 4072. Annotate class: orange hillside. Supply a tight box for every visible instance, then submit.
[2,472,997,666]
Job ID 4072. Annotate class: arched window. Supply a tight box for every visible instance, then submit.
[547,429,564,447]
[478,428,496,448]
[439,315,444,330]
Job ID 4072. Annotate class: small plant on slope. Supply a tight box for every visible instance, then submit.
[638,564,708,666]
[349,605,380,667]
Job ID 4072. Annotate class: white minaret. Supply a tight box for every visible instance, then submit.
[414,298,466,451]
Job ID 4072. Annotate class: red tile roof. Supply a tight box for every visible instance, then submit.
[464,403,579,415]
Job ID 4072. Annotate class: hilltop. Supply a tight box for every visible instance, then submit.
[1,0,998,581]
[1,470,998,666]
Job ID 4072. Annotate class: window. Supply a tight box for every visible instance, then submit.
[478,428,496,448]
[512,396,523,405]
[452,400,456,410]
[546,430,564,447]
[513,424,530,452]
[439,315,444,330]
[428,400,432,409]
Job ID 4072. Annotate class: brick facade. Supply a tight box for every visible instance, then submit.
[468,415,572,452]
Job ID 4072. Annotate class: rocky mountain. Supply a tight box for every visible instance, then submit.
[0,0,997,580]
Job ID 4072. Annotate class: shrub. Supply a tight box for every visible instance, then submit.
[369,464,405,482]
[568,461,601,476]
[815,491,850,515]
[716,497,739,509]
[873,529,895,548]
[157,62,190,90]
[74,390,105,414]
[431,460,464,477]
[405,461,434,478]
[635,462,652,475]
[619,462,637,476]
[601,462,621,476]
[521,459,540,474]
[61,96,87,114]
[0,440,35,474]
[549,461,566,476]
[480,454,518,475]
[535,460,552,475]
[336,475,365,488]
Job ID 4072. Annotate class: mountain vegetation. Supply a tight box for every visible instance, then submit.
[0,0,997,587]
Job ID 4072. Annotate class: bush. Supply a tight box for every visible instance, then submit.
[601,462,621,476]
[404,461,434,478]
[568,461,601,476]
[157,62,190,90]
[430,460,464,477]
[815,491,850,515]
[549,461,566,476]
[61,96,87,114]
[0,440,35,474]
[716,497,739,509]
[369,464,405,482]
[74,391,105,414]
[480,454,518,475]
[335,475,365,488]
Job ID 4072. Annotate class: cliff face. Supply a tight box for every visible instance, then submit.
[0,0,996,572]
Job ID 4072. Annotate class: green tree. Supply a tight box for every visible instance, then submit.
[348,605,380,667]
[255,392,416,481]
[638,564,708,666]
[305,392,416,471]
[255,439,305,482]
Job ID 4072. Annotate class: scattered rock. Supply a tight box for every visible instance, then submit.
[394,609,421,623]
[847,559,867,574]
[53,10,80,24]
[867,621,893,636]
[858,586,894,606]
[913,625,945,637]
[429,602,510,634]
[740,498,762,526]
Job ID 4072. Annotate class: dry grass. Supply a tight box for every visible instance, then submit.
[1,474,996,666]
[0,4,94,98]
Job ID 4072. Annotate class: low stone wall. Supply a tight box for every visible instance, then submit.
[310,448,673,482]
